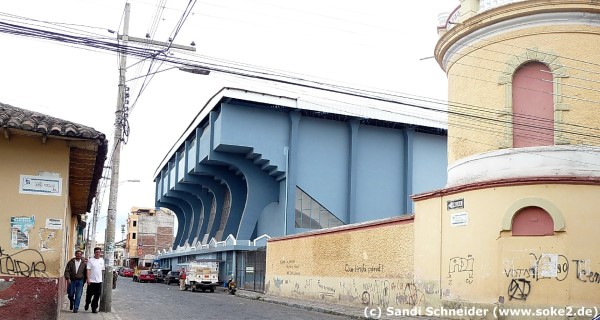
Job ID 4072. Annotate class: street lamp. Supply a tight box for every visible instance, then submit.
[178,67,210,75]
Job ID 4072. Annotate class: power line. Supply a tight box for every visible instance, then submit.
[3,17,600,145]
[127,0,199,113]
[215,73,600,168]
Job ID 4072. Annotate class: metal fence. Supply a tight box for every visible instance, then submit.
[236,248,266,292]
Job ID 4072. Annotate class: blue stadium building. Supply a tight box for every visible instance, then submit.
[153,86,447,290]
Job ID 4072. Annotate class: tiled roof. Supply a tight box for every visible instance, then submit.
[0,102,105,139]
[0,101,108,215]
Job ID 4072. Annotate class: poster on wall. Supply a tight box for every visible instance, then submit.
[11,216,35,249]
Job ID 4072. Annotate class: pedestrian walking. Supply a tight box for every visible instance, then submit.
[64,249,87,313]
[85,247,105,313]
[112,269,118,289]
[179,268,186,291]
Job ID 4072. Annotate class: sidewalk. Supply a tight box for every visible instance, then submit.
[58,287,428,320]
[58,285,121,320]
[234,290,426,320]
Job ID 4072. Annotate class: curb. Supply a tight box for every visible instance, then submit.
[234,291,364,319]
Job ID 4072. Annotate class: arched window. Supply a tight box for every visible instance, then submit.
[512,62,554,147]
[511,206,554,236]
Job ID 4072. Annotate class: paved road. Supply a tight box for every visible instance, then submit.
[110,276,351,319]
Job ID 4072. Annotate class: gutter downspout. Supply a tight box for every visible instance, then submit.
[283,147,289,235]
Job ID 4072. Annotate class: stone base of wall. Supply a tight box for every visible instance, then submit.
[0,277,59,320]
[266,274,439,310]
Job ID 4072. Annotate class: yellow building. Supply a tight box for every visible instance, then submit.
[0,102,106,319]
[412,0,600,316]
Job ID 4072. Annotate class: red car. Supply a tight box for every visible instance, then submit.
[120,268,134,277]
[136,270,155,283]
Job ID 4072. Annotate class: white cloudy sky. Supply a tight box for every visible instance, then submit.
[0,0,457,242]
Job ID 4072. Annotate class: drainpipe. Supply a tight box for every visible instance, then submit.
[283,147,289,235]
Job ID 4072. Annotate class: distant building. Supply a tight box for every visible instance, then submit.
[125,207,174,268]
[114,239,126,267]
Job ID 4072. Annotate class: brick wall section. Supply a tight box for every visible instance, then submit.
[156,226,174,251]
[0,277,59,320]
[129,208,174,259]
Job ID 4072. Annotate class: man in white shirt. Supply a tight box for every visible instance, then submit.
[85,247,105,313]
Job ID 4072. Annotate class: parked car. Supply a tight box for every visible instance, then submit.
[120,268,134,277]
[154,269,170,283]
[136,270,155,283]
[164,271,180,285]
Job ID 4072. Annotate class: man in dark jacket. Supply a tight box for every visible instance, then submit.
[64,250,87,313]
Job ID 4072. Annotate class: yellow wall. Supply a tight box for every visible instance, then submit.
[265,219,424,309]
[414,184,600,314]
[0,134,71,278]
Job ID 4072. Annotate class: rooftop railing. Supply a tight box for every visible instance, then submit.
[479,0,526,13]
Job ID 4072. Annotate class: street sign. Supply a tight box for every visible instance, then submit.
[447,198,464,210]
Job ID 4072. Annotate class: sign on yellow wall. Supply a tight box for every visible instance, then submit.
[19,174,62,196]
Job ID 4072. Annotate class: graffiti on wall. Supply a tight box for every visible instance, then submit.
[268,275,436,309]
[0,246,48,277]
[572,260,600,284]
[344,263,384,273]
[501,252,599,300]
[503,253,569,281]
[447,255,474,285]
[508,278,530,301]
[279,259,301,276]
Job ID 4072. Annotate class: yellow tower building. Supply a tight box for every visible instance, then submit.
[413,0,600,317]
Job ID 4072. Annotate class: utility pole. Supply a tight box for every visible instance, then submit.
[100,3,196,313]
[99,2,129,312]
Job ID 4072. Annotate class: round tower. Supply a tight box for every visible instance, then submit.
[436,0,600,186]
[411,1,600,315]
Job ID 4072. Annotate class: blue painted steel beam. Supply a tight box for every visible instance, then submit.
[192,126,247,241]
[403,128,414,214]
[173,183,205,245]
[207,111,279,240]
[348,119,359,224]
[159,195,193,246]
[184,173,225,242]
[285,111,300,235]
[166,189,200,245]
[191,163,247,241]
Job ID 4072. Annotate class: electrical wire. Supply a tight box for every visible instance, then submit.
[3,16,600,146]
[214,72,600,168]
